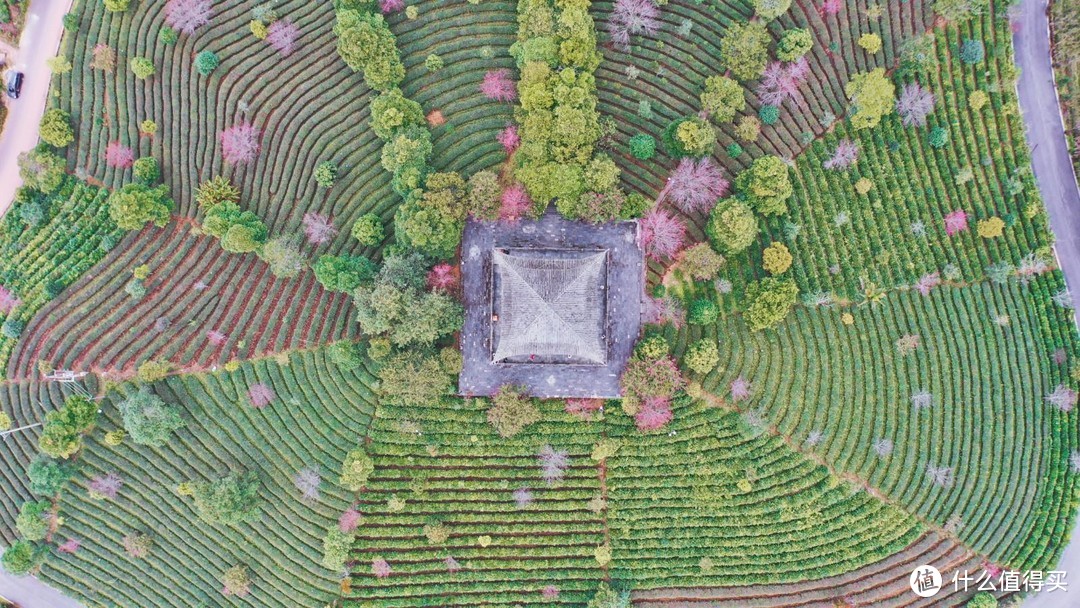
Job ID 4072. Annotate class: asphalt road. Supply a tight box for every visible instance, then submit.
[1013,0,1080,606]
[0,566,80,608]
[0,0,73,216]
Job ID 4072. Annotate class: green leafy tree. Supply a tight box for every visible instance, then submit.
[202,202,268,253]
[132,157,159,184]
[117,390,185,447]
[1,541,45,575]
[108,183,174,230]
[260,234,305,278]
[190,472,262,525]
[744,277,798,331]
[39,109,74,148]
[195,176,240,210]
[339,447,374,491]
[1,319,23,339]
[720,21,770,80]
[424,53,444,72]
[587,582,631,608]
[634,334,670,360]
[130,56,155,79]
[933,0,988,22]
[351,213,385,246]
[845,68,895,130]
[663,116,716,158]
[15,500,52,541]
[701,75,745,124]
[735,156,792,216]
[103,0,130,12]
[314,161,338,188]
[679,242,725,280]
[929,126,949,148]
[759,105,780,125]
[960,39,984,64]
[333,10,405,91]
[707,198,758,254]
[394,172,465,259]
[27,455,77,496]
[17,147,66,193]
[753,0,792,20]
[684,339,720,374]
[487,385,541,438]
[629,134,656,160]
[688,298,720,325]
[370,88,426,139]
[38,394,99,459]
[327,340,365,369]
[465,170,502,220]
[322,529,354,571]
[376,350,457,407]
[776,28,813,61]
[194,50,220,76]
[314,254,377,293]
[966,592,997,608]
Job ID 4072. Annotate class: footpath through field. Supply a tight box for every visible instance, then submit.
[1014,0,1080,605]
[0,0,73,217]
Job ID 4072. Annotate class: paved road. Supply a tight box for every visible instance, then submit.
[1013,0,1080,606]
[0,566,81,608]
[0,0,73,216]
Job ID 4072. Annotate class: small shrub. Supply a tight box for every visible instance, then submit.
[194,50,219,76]
[960,39,985,64]
[758,105,780,125]
[351,214,384,246]
[762,242,793,275]
[132,157,159,184]
[629,134,656,160]
[688,298,719,325]
[129,57,155,79]
[314,161,337,188]
[977,217,1005,238]
[858,33,883,54]
[684,339,720,374]
[339,447,375,492]
[39,109,74,148]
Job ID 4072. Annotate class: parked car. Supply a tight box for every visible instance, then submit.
[6,71,23,100]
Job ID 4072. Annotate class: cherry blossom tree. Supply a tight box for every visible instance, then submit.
[0,285,21,314]
[538,445,569,484]
[819,0,842,15]
[873,438,894,457]
[497,124,520,153]
[266,20,300,57]
[729,376,752,402]
[165,0,212,35]
[896,83,935,127]
[658,157,729,214]
[565,398,603,420]
[912,272,941,296]
[339,508,362,532]
[910,389,933,410]
[644,294,685,326]
[58,538,81,554]
[380,0,405,13]
[427,263,459,292]
[219,123,261,164]
[1046,384,1077,412]
[372,557,392,578]
[607,0,660,50]
[512,487,534,509]
[943,209,968,236]
[500,183,532,222]
[247,383,275,408]
[635,396,673,431]
[541,585,560,600]
[105,141,135,169]
[206,329,227,346]
[823,139,858,170]
[88,472,124,499]
[757,58,809,107]
[303,212,338,245]
[638,209,686,260]
[445,556,461,573]
[480,69,517,102]
[925,463,954,488]
[294,466,321,501]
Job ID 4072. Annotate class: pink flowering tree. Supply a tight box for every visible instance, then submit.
[757,58,810,107]
[88,472,124,499]
[644,294,685,326]
[372,557,392,578]
[896,83,935,127]
[105,141,135,169]
[819,0,842,15]
[565,398,603,420]
[943,209,968,236]
[607,0,660,50]
[635,396,673,431]
[247,383,275,408]
[512,487,534,509]
[913,272,941,296]
[500,184,532,223]
[729,376,752,402]
[294,466,321,501]
[164,0,212,35]
[427,263,459,292]
[639,209,686,260]
[497,124,520,153]
[339,507,362,532]
[58,538,81,554]
[266,20,300,57]
[219,123,261,164]
[823,139,859,170]
[541,585,560,600]
[303,212,338,245]
[206,329,227,346]
[481,69,517,102]
[445,556,462,573]
[657,157,729,214]
[0,285,21,314]
[380,0,405,13]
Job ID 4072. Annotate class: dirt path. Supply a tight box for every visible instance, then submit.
[0,0,74,216]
